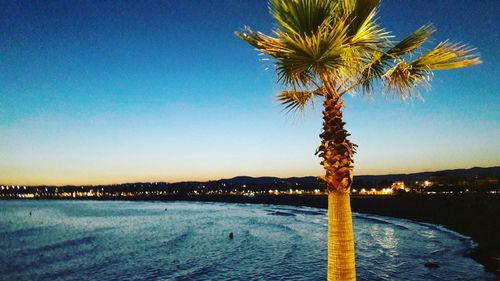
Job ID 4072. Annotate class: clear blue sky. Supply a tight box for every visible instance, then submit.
[1,0,498,185]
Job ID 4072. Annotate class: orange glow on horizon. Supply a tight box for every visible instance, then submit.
[2,161,499,186]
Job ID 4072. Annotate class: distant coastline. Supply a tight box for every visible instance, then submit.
[2,166,499,199]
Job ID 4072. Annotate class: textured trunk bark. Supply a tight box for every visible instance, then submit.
[317,96,357,280]
[327,192,356,281]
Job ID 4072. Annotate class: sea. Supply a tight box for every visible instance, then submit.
[0,200,497,281]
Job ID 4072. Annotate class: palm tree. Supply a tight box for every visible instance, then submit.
[236,0,480,280]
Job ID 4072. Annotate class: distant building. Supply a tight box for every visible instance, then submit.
[391,181,405,191]
[358,187,393,195]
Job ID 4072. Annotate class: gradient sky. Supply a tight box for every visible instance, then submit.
[1,0,499,185]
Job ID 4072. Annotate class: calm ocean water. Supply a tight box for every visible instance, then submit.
[0,200,497,281]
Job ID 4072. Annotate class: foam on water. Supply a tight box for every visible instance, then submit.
[0,200,497,281]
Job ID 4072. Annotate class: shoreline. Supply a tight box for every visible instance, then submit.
[3,194,500,277]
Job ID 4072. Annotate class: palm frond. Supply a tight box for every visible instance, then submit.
[236,27,317,86]
[411,41,481,71]
[384,24,435,59]
[382,40,481,98]
[235,27,285,57]
[277,89,322,112]
[276,67,316,87]
[278,18,348,74]
[344,13,390,81]
[269,0,334,36]
[383,59,429,98]
[339,0,380,37]
[334,0,389,93]
[239,16,350,87]
[350,11,390,51]
[359,53,386,93]
[359,25,459,94]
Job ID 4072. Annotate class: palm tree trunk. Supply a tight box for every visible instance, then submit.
[327,191,355,281]
[317,96,356,280]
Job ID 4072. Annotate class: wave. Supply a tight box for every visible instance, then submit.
[14,235,95,257]
[354,214,410,230]
[269,205,324,215]
[0,225,58,237]
[267,210,295,217]
[161,228,193,249]
[172,265,217,280]
[353,212,475,247]
[0,235,97,275]
[247,218,297,234]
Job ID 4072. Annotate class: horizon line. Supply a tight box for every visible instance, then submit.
[1,165,498,187]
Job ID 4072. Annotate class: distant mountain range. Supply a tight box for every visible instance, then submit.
[351,166,500,187]
[214,166,500,189]
[2,166,499,190]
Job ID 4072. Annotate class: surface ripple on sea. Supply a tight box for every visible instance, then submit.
[0,200,497,280]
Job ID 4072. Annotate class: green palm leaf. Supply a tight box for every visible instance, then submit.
[269,0,334,35]
[411,41,481,70]
[360,24,435,93]
[383,59,428,97]
[383,41,481,97]
[340,0,380,37]
[277,89,321,112]
[385,24,436,58]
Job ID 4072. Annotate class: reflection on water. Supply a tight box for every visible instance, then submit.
[0,200,497,281]
[381,227,397,250]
